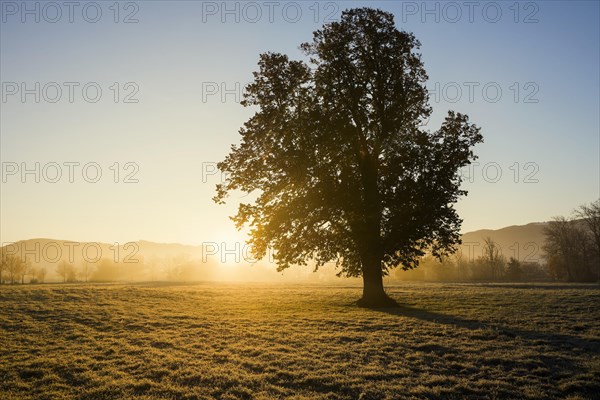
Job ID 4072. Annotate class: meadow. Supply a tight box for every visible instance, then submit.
[1,282,599,399]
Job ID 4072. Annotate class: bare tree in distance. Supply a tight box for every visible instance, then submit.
[20,257,32,284]
[0,251,7,284]
[543,216,594,282]
[79,261,93,283]
[574,199,600,281]
[3,255,24,284]
[56,260,77,283]
[506,257,523,281]
[481,237,505,280]
[214,8,483,306]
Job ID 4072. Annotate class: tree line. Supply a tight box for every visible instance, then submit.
[0,254,224,284]
[391,237,547,282]
[0,254,46,284]
[0,255,135,284]
[391,199,600,283]
[543,199,600,282]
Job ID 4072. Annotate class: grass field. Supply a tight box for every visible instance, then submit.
[1,282,599,399]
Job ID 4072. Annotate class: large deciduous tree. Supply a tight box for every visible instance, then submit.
[214,8,483,306]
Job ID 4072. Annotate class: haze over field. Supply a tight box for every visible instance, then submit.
[1,221,550,283]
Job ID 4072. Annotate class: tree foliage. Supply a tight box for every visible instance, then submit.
[214,8,482,303]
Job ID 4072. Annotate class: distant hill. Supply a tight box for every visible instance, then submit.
[459,222,548,264]
[1,221,553,281]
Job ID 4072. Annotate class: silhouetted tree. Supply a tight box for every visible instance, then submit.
[505,257,522,281]
[20,257,32,284]
[56,261,68,283]
[543,217,593,282]
[214,8,482,306]
[575,199,600,280]
[3,254,24,284]
[453,252,470,281]
[79,261,93,283]
[34,266,47,283]
[0,251,7,284]
[481,237,505,280]
[56,260,77,283]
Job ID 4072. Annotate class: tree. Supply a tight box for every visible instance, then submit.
[543,216,593,282]
[34,266,47,283]
[57,260,68,283]
[481,237,505,280]
[214,8,482,306]
[453,251,470,281]
[56,261,77,283]
[520,261,547,281]
[20,257,32,284]
[575,199,600,280]
[3,254,24,284]
[0,250,7,284]
[79,261,93,283]
[505,257,522,281]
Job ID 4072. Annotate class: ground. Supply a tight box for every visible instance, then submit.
[1,282,599,399]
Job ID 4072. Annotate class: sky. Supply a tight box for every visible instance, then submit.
[1,0,599,248]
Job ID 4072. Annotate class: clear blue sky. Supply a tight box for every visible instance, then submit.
[1,0,598,245]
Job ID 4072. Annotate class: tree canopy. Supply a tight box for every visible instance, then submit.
[214,8,483,306]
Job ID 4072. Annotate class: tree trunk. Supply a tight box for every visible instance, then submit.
[355,152,397,307]
[357,255,397,307]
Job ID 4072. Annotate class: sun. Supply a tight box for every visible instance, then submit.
[204,226,254,267]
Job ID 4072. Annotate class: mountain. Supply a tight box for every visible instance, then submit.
[1,221,552,281]
[459,222,548,264]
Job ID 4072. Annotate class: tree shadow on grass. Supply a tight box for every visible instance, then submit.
[374,305,600,353]
[371,305,600,398]
[467,283,600,290]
